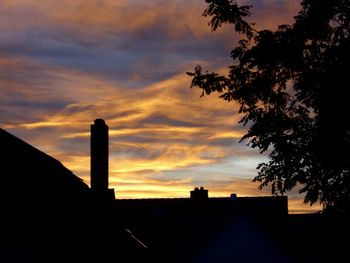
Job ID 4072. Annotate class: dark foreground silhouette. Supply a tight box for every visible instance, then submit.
[0,128,148,262]
[0,126,348,262]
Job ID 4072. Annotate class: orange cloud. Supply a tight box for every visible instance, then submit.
[288,199,322,214]
[0,0,312,214]
[1,55,315,212]
[0,55,241,176]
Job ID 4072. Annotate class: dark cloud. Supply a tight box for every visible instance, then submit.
[0,0,234,85]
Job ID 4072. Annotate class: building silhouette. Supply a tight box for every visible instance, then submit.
[115,189,289,262]
[190,186,209,200]
[0,127,145,263]
[1,120,345,262]
[0,128,89,201]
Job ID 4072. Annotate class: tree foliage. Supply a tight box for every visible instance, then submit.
[188,0,350,213]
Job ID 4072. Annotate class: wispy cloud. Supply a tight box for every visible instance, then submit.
[0,54,258,199]
[0,0,315,212]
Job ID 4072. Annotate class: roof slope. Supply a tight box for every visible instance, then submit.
[0,128,89,200]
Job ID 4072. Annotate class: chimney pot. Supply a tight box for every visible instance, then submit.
[190,187,208,200]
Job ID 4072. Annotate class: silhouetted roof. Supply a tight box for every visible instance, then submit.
[115,196,288,216]
[0,128,89,199]
[114,196,289,262]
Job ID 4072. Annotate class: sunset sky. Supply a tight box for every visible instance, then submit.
[0,0,320,213]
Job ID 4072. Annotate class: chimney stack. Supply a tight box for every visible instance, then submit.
[90,119,109,192]
[190,186,208,200]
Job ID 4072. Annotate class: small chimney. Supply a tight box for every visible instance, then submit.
[190,186,208,200]
[230,193,238,200]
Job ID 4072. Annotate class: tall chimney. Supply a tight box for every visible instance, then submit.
[90,119,108,192]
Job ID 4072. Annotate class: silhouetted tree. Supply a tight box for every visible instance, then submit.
[187,0,350,214]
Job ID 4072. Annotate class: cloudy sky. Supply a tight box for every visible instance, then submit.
[0,0,320,213]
